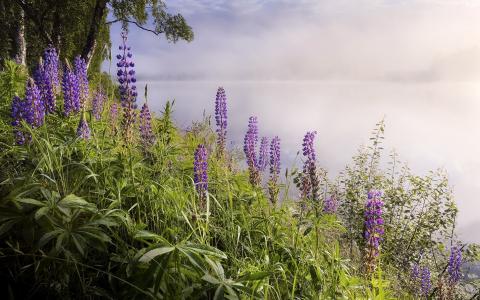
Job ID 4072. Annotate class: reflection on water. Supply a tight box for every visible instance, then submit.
[139,80,480,242]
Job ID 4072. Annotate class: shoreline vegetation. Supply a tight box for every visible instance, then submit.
[0,25,479,300]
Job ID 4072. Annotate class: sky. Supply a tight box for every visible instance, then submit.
[106,0,480,243]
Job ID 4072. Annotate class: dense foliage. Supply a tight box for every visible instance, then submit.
[0,38,479,299]
[0,0,193,72]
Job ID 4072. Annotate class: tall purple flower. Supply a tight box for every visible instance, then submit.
[11,95,26,144]
[109,102,119,135]
[62,65,80,116]
[92,89,105,120]
[34,59,56,114]
[420,266,431,297]
[215,87,227,157]
[194,144,208,207]
[24,78,44,128]
[258,137,269,172]
[74,55,89,107]
[410,263,421,296]
[139,103,155,148]
[323,195,338,214]
[268,136,281,204]
[244,116,260,186]
[11,80,44,144]
[448,246,462,284]
[76,113,91,140]
[411,263,420,283]
[42,46,60,94]
[301,131,319,201]
[116,31,138,143]
[364,189,384,273]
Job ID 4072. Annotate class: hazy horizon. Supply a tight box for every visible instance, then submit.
[104,0,480,243]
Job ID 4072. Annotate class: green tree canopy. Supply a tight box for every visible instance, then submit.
[0,0,193,72]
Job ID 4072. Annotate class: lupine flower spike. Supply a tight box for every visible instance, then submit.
[77,112,91,140]
[92,88,105,121]
[244,116,260,186]
[194,144,208,208]
[258,137,269,172]
[448,246,462,284]
[215,87,227,157]
[301,131,319,201]
[139,102,155,148]
[410,262,430,298]
[34,58,56,114]
[11,80,45,144]
[116,31,138,143]
[43,46,60,94]
[74,56,89,108]
[364,189,384,274]
[109,102,119,135]
[410,263,420,296]
[62,64,80,116]
[24,78,45,128]
[420,266,431,298]
[323,195,338,214]
[268,136,281,204]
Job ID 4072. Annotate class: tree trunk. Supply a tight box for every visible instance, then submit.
[14,0,53,45]
[15,9,26,65]
[81,0,109,70]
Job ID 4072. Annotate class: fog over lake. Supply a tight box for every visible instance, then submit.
[106,0,480,243]
[135,80,480,243]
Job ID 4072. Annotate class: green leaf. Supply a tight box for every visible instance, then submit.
[213,284,225,300]
[39,229,62,248]
[34,207,50,220]
[202,273,221,285]
[139,246,175,263]
[238,271,270,282]
[16,198,45,207]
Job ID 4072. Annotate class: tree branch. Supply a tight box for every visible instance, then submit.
[106,19,161,35]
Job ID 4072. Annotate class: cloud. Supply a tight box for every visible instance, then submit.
[130,0,480,82]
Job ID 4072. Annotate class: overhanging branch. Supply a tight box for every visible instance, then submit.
[106,19,162,35]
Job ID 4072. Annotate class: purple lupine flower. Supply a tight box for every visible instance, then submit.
[448,246,462,284]
[11,95,26,145]
[42,46,60,94]
[364,189,384,273]
[215,87,227,157]
[34,60,56,114]
[92,89,105,120]
[258,136,269,171]
[76,114,91,140]
[116,31,138,143]
[301,131,319,201]
[74,56,89,108]
[244,116,260,186]
[420,266,431,297]
[410,263,420,296]
[194,144,208,206]
[24,78,44,128]
[323,195,338,214]
[411,263,420,283]
[62,66,80,116]
[268,136,281,204]
[109,102,119,135]
[139,103,155,148]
